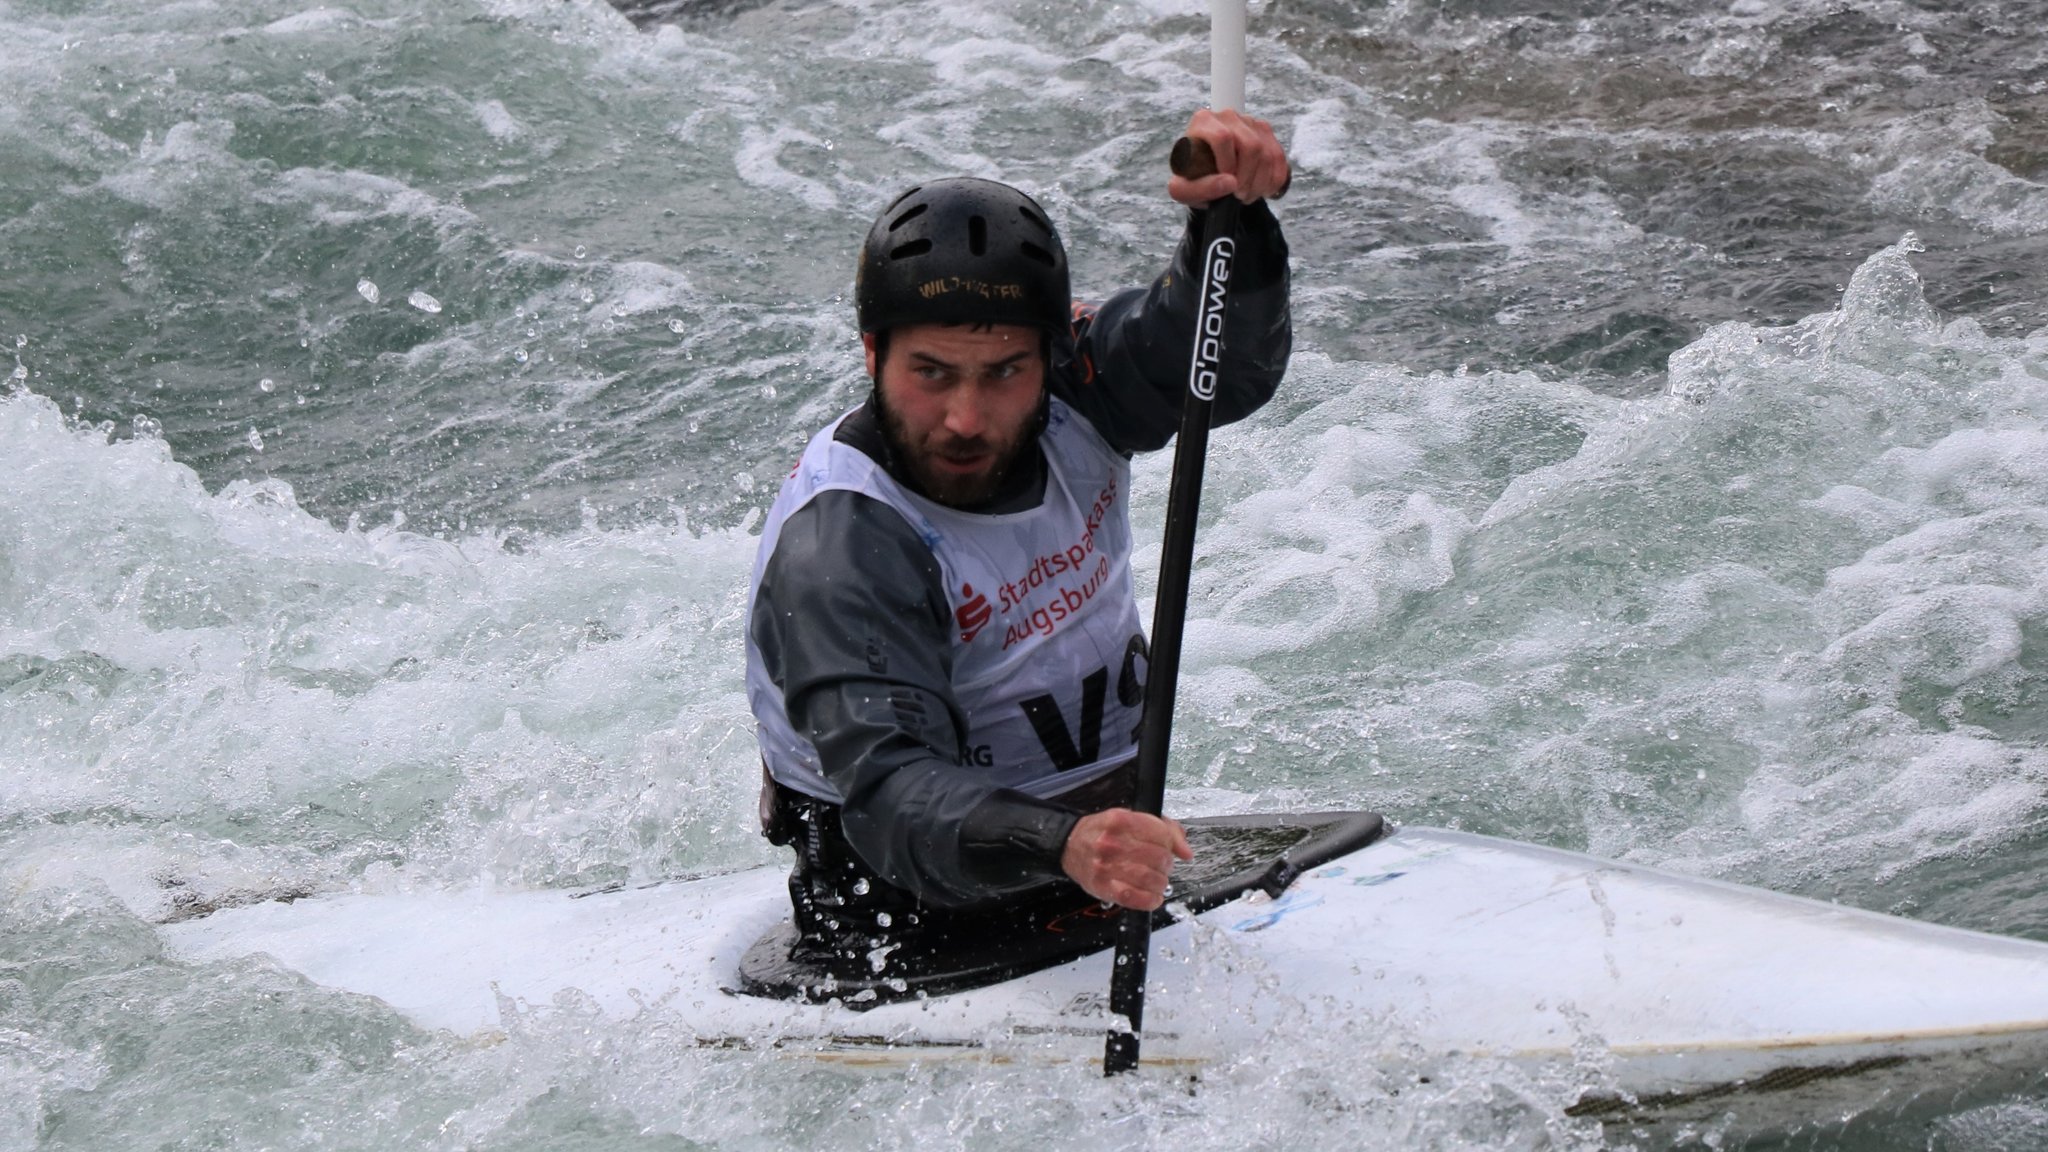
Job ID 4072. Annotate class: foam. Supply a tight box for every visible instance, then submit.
[0,389,768,903]
[471,98,527,143]
[5,0,2048,1141]
[1120,240,2048,903]
[733,125,841,212]
[261,8,362,36]
[1867,109,2048,238]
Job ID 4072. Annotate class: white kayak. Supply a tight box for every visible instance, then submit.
[159,816,2048,1127]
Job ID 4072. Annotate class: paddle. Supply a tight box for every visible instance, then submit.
[1103,0,1249,1078]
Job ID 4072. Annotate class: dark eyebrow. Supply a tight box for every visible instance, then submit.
[906,349,1034,371]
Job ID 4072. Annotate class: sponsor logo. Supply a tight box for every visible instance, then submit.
[994,478,1118,614]
[1188,236,1235,401]
[955,582,993,643]
[1001,554,1111,651]
[953,480,1126,650]
[918,477,1125,652]
[1231,889,1324,934]
[918,277,1025,301]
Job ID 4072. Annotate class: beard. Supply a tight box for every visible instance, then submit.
[874,390,1042,509]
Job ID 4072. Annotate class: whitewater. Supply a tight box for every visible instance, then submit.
[6,0,2048,1147]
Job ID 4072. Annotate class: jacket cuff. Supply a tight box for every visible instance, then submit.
[955,788,1083,893]
[1183,199,1287,289]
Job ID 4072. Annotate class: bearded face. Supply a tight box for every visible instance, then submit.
[865,323,1046,508]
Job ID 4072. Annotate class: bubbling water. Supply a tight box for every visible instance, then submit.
[10,237,2048,1147]
[1163,239,2048,931]
[8,0,2048,1143]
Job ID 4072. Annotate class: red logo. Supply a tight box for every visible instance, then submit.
[955,583,992,644]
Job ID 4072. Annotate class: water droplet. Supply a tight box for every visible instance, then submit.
[610,302,627,318]
[574,245,587,259]
[407,290,442,314]
[258,377,275,393]
[875,912,892,927]
[294,394,305,406]
[356,279,380,304]
[9,365,25,382]
[14,335,25,349]
[525,327,536,338]
[580,289,595,304]
[850,878,870,895]
[667,318,686,334]
[246,426,265,452]
[762,384,777,400]
[512,348,529,364]
[514,305,526,318]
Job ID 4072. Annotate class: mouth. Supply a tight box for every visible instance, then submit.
[931,445,993,474]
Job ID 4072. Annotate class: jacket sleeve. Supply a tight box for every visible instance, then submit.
[1053,198,1291,454]
[750,488,1081,907]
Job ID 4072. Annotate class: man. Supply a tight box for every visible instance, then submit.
[745,110,1292,960]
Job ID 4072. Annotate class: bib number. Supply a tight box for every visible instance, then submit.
[1017,633,1149,770]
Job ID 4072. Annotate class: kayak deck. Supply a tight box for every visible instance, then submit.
[157,821,2048,1127]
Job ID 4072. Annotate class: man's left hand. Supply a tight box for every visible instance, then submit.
[1169,108,1291,206]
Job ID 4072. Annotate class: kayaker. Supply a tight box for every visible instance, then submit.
[745,109,1293,958]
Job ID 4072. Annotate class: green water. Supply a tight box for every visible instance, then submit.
[5,0,2048,1146]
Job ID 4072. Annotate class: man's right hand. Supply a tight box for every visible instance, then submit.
[1060,808,1195,910]
[1168,108,1291,207]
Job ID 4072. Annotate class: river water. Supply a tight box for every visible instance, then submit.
[5,0,2048,1147]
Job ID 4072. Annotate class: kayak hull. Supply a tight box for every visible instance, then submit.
[159,824,2048,1126]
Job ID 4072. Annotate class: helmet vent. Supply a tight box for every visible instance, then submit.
[889,239,933,260]
[968,215,987,256]
[888,203,928,232]
[1019,241,1056,268]
[1017,205,1050,234]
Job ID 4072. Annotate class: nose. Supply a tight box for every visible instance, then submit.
[942,388,986,441]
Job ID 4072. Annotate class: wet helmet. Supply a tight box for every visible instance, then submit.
[855,177,1071,335]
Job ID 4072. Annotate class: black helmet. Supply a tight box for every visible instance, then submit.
[856,177,1071,335]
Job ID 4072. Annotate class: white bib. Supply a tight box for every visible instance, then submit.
[746,398,1147,803]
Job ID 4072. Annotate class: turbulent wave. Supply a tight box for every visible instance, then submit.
[1168,239,2048,929]
[7,0,2048,1146]
[9,236,2048,1147]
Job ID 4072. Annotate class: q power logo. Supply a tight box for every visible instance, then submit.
[1187,236,1236,401]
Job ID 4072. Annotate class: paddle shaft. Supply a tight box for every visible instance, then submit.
[1103,0,1247,1078]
